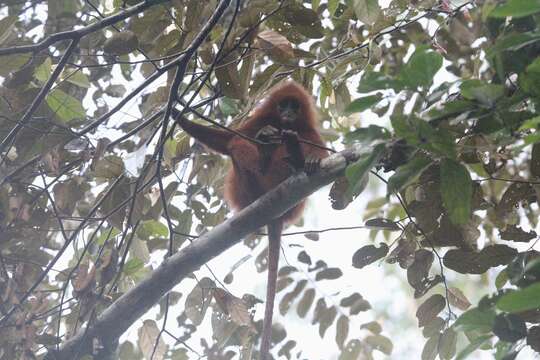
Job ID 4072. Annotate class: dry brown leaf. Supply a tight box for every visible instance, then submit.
[213,288,255,331]
[257,30,294,60]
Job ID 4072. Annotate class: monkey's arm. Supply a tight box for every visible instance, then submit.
[302,129,330,173]
[283,130,328,174]
[255,125,280,174]
[281,130,305,170]
[171,108,234,155]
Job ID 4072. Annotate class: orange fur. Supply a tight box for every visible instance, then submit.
[224,81,327,223]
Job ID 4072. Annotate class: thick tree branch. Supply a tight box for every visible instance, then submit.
[44,146,362,360]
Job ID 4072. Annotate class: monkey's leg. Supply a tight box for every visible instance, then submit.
[227,137,264,174]
[282,130,324,175]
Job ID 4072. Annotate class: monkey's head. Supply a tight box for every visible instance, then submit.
[257,81,316,131]
[276,97,301,127]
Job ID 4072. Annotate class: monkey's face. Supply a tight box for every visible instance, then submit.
[277,98,300,127]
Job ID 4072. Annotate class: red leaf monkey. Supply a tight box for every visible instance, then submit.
[172,81,328,359]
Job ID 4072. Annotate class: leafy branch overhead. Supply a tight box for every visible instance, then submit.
[1,0,540,360]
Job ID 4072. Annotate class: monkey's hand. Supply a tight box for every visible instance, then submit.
[256,125,281,144]
[256,125,281,174]
[282,130,306,171]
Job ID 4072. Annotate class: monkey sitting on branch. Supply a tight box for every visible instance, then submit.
[172,81,328,359]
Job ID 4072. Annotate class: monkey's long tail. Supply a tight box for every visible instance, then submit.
[260,220,283,360]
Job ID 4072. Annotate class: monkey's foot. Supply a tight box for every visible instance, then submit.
[304,156,321,175]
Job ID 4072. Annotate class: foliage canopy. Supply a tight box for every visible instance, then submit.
[1,0,540,359]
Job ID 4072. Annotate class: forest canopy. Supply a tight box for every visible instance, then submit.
[1,0,540,359]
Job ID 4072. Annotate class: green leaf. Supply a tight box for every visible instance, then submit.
[387,154,432,193]
[351,0,380,25]
[328,0,340,15]
[123,258,144,276]
[36,333,62,346]
[438,328,457,360]
[519,115,540,130]
[296,288,315,318]
[96,228,121,246]
[365,334,393,355]
[316,267,343,281]
[185,278,214,326]
[416,294,446,327]
[339,339,361,360]
[440,159,472,225]
[284,6,324,39]
[532,143,540,177]
[358,70,401,92]
[0,53,30,76]
[46,89,86,122]
[490,0,540,18]
[495,270,509,289]
[352,243,389,269]
[137,220,169,239]
[343,125,390,145]
[520,58,540,97]
[391,116,456,157]
[422,336,438,360]
[35,58,52,83]
[391,115,417,140]
[215,57,243,99]
[345,143,385,199]
[103,31,139,55]
[454,308,496,333]
[455,335,492,360]
[460,80,504,108]
[487,32,540,57]
[335,315,349,349]
[219,97,240,116]
[65,70,90,88]
[344,94,383,114]
[497,283,540,312]
[400,47,443,89]
[444,245,517,274]
[319,76,332,109]
[93,155,124,178]
[524,133,540,145]
[0,16,17,45]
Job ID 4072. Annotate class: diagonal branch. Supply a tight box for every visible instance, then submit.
[44,145,363,360]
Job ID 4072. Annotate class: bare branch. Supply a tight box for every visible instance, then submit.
[0,1,169,56]
[76,0,232,137]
